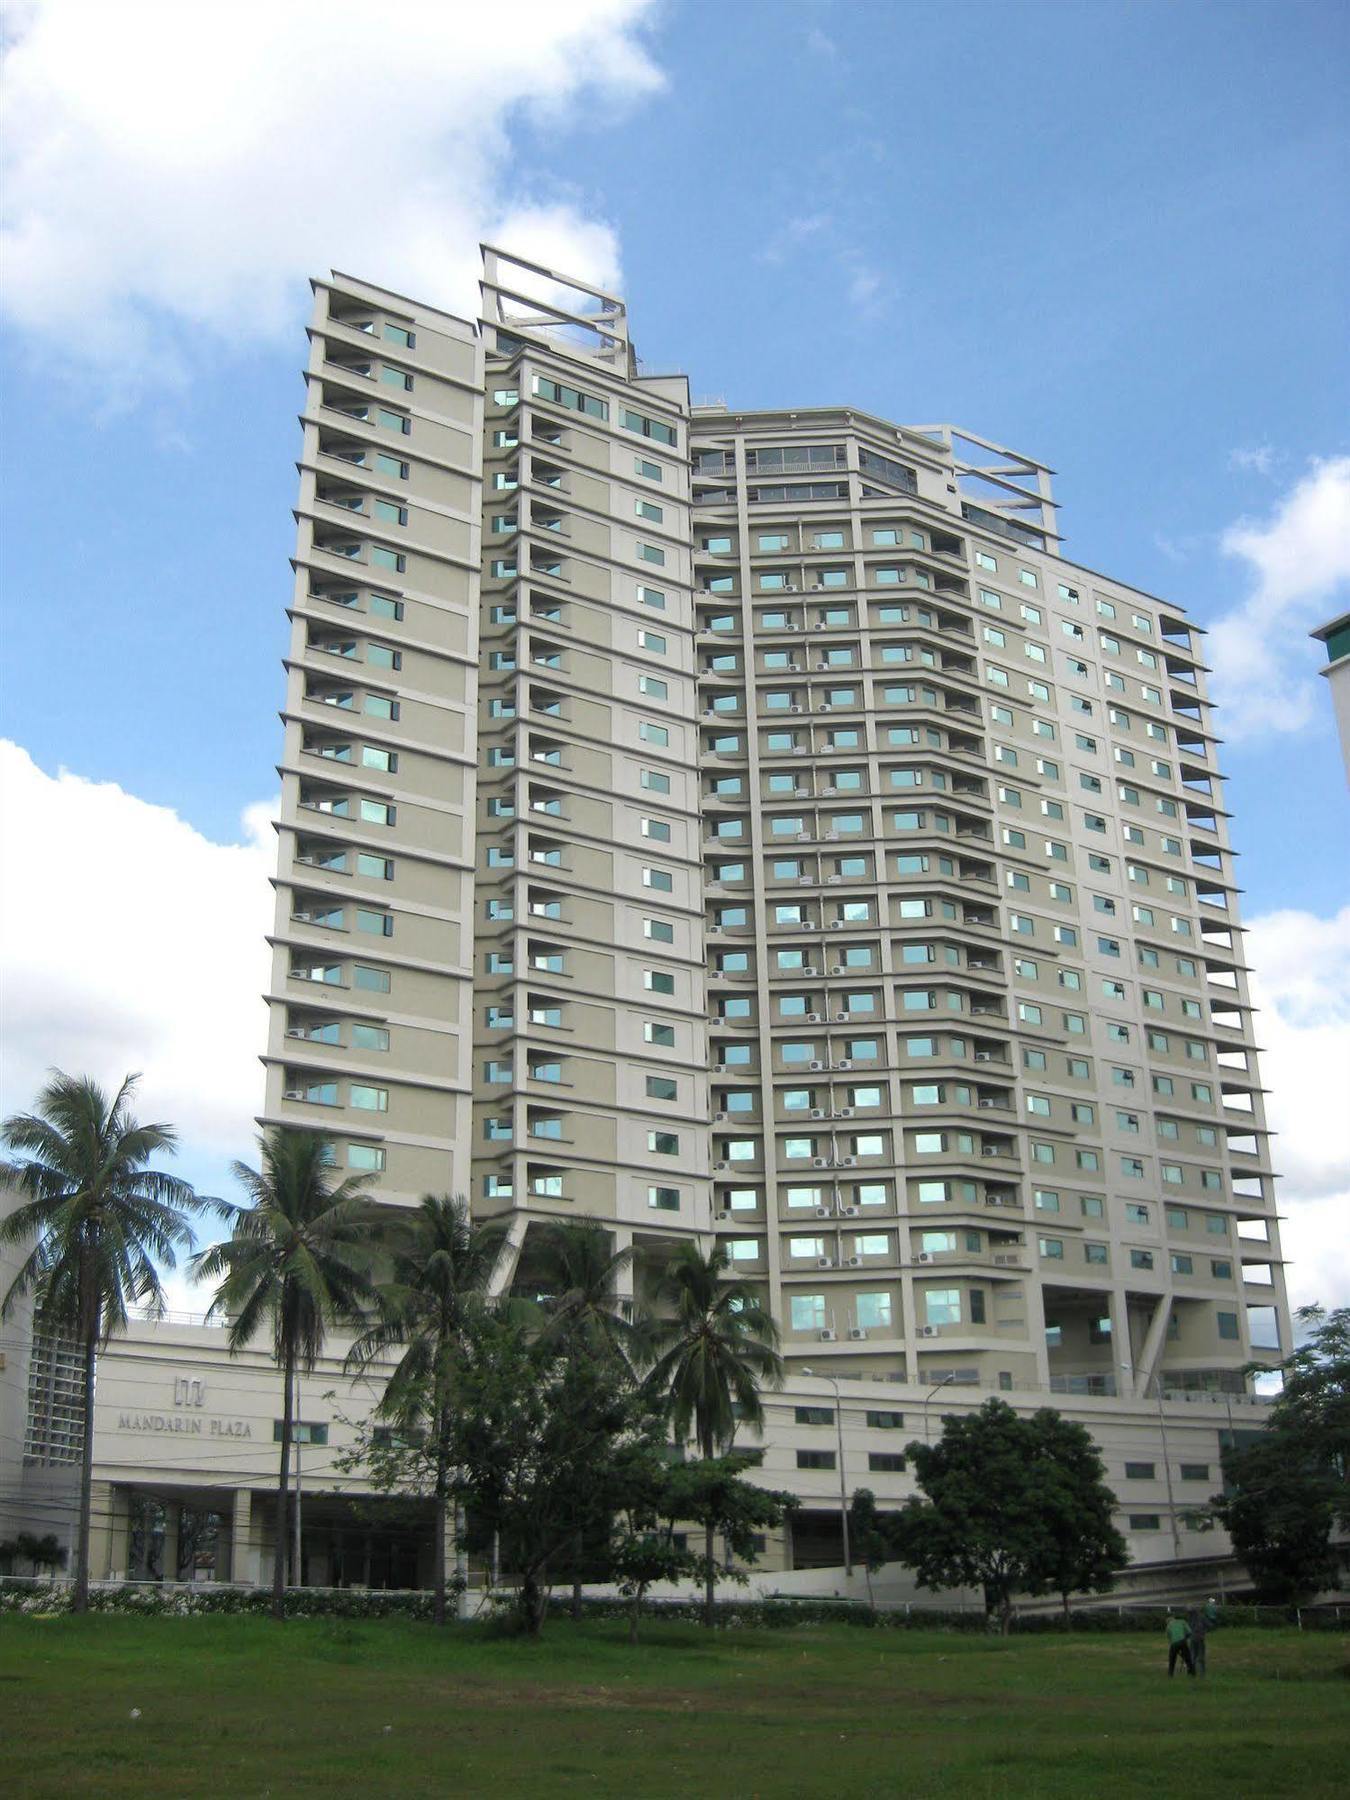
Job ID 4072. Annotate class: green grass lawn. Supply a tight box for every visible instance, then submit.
[1,1614,1345,1798]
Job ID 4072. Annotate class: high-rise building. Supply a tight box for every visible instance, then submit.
[260,248,1290,1546]
[1311,610,1350,785]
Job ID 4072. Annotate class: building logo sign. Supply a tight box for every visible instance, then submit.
[116,1375,253,1439]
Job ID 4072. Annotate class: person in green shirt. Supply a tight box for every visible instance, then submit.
[1166,1611,1195,1678]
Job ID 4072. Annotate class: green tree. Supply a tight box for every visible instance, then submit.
[440,1312,656,1636]
[1210,1303,1350,1602]
[1024,1409,1128,1620]
[890,1398,1115,1633]
[345,1194,504,1625]
[16,1532,68,1577]
[848,1488,892,1614]
[529,1220,645,1614]
[644,1242,783,1627]
[191,1128,380,1620]
[1,1071,204,1612]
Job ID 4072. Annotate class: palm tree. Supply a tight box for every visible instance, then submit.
[346,1194,504,1625]
[0,1071,204,1612]
[532,1220,641,1367]
[645,1241,783,1626]
[192,1128,380,1620]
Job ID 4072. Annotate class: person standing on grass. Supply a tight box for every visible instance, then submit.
[1187,1602,1212,1674]
[1166,1610,1195,1677]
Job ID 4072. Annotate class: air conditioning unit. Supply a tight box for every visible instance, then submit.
[834,1012,850,1023]
[786,623,801,632]
[790,704,803,714]
[817,1256,834,1269]
[819,703,832,713]
[918,1325,940,1338]
[978,1097,999,1108]
[714,1160,729,1170]
[815,1204,833,1219]
[836,1107,854,1119]
[812,1156,829,1168]
[848,1326,868,1341]
[707,924,722,934]
[784,583,798,592]
[714,1111,728,1122]
[809,1059,825,1071]
[827,919,843,930]
[917,1251,935,1264]
[283,1087,304,1100]
[810,1107,826,1120]
[792,744,807,754]
[840,1205,860,1218]
[807,1012,823,1023]
[799,875,814,885]
[974,1050,994,1062]
[285,1027,306,1038]
[827,874,842,885]
[717,1209,733,1221]
[817,661,831,671]
[831,964,846,976]
[993,1253,1021,1267]
[796,832,811,842]
[847,1255,862,1268]
[801,919,818,932]
[714,1062,728,1073]
[837,1155,857,1167]
[814,621,828,630]
[834,1059,853,1071]
[819,1328,837,1341]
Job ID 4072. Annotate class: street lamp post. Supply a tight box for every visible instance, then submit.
[922,1371,959,1444]
[802,1368,852,1577]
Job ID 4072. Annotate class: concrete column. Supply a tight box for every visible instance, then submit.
[92,1483,131,1582]
[229,1489,258,1586]
[161,1502,181,1583]
[612,1227,635,1306]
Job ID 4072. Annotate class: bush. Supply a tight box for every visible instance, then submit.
[0,1581,456,1621]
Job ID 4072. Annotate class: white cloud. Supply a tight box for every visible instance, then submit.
[1244,907,1350,1313]
[0,742,274,1179]
[1207,455,1350,738]
[1227,445,1279,477]
[0,0,663,385]
[804,27,839,59]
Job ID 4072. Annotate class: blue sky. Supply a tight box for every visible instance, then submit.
[1,0,1347,1302]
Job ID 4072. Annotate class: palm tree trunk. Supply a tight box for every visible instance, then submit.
[703,1520,715,1629]
[433,1442,448,1629]
[73,1326,97,1614]
[273,1339,295,1621]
